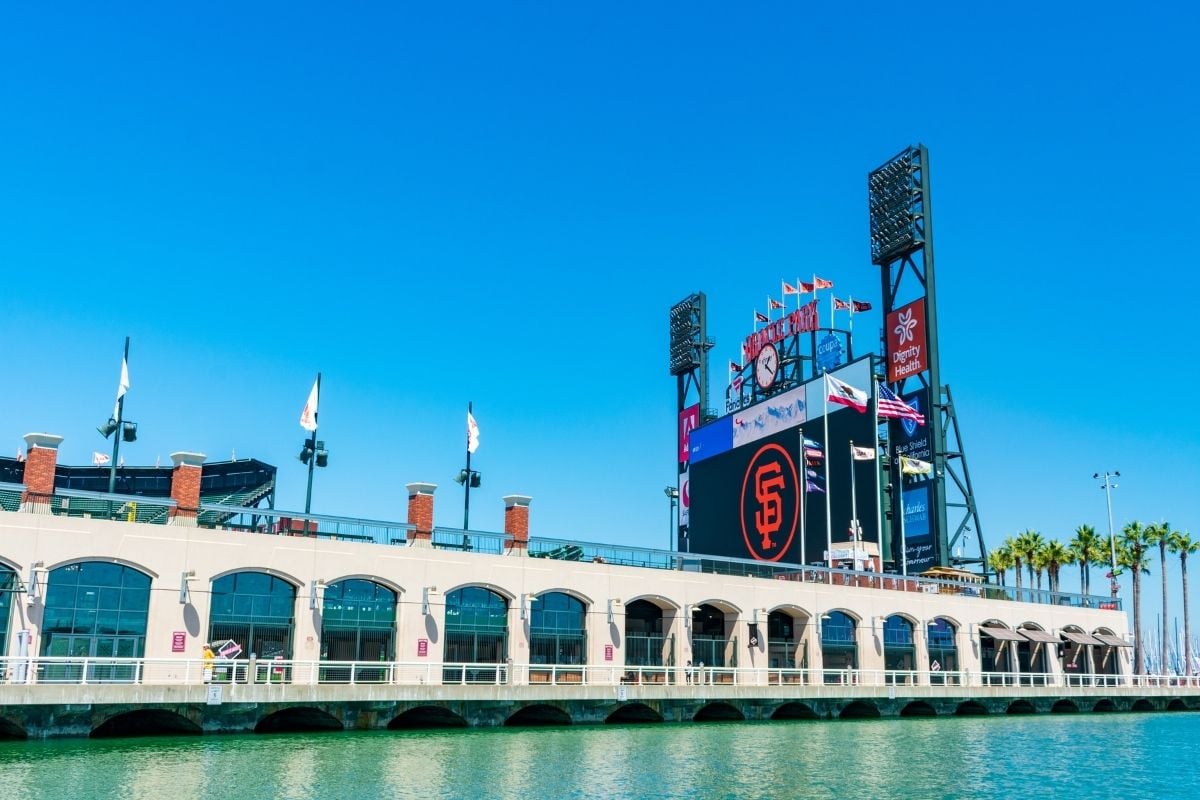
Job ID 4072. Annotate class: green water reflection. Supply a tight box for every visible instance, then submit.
[1,714,1198,799]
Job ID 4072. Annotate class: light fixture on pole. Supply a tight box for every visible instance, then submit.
[298,374,327,515]
[98,337,136,496]
[459,403,481,530]
[1093,471,1120,598]
[664,486,679,551]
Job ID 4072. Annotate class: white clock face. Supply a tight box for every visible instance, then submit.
[754,344,779,389]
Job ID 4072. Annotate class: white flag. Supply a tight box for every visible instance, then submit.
[851,445,875,461]
[825,373,869,413]
[467,411,480,454]
[93,451,111,466]
[299,377,319,432]
[112,355,130,419]
[900,456,933,476]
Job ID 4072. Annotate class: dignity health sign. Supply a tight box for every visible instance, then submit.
[886,298,928,382]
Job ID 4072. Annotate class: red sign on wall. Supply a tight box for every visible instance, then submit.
[604,645,613,662]
[679,405,700,465]
[417,638,429,657]
[886,299,928,382]
[171,631,186,653]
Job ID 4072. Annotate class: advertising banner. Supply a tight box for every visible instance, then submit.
[679,404,700,466]
[731,384,806,450]
[892,387,932,467]
[689,414,732,465]
[901,484,936,574]
[886,298,929,382]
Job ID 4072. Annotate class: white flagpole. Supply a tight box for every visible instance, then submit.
[823,376,833,577]
[873,380,882,571]
[799,426,808,571]
[898,456,908,577]
[849,439,858,545]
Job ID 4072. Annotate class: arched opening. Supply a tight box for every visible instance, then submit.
[529,592,587,683]
[40,561,151,682]
[978,622,1017,686]
[1092,699,1118,713]
[1016,625,1054,687]
[771,702,818,720]
[1007,700,1036,715]
[883,616,916,685]
[505,704,571,727]
[210,571,296,683]
[1167,699,1188,712]
[1060,626,1100,686]
[1051,699,1079,714]
[1092,628,1129,686]
[690,604,732,672]
[1131,699,1154,713]
[821,611,857,684]
[320,578,396,684]
[767,609,808,682]
[624,600,669,682]
[91,709,201,738]
[443,586,508,684]
[0,566,16,659]
[694,702,744,722]
[388,706,468,729]
[255,707,343,733]
[0,717,28,740]
[900,701,937,717]
[926,618,959,686]
[839,701,880,720]
[955,701,988,716]
[605,703,663,724]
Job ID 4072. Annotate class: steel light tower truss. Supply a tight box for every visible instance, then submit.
[669,292,715,550]
[869,145,985,572]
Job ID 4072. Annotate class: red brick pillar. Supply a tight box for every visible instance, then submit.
[20,433,62,513]
[503,494,532,555]
[406,482,436,547]
[168,451,206,526]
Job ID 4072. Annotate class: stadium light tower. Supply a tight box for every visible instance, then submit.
[1094,471,1120,598]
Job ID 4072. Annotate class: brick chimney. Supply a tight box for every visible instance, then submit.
[406,482,436,547]
[168,451,206,526]
[20,433,63,513]
[503,494,532,555]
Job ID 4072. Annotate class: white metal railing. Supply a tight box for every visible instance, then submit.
[2,657,1197,692]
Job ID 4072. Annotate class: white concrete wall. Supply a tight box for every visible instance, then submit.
[0,510,1131,681]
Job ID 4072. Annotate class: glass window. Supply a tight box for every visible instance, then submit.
[444,587,509,680]
[530,592,586,666]
[0,567,14,657]
[209,571,297,661]
[883,616,914,646]
[39,562,152,656]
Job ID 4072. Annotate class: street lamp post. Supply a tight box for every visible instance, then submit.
[1094,471,1120,598]
[664,486,679,551]
[97,336,137,499]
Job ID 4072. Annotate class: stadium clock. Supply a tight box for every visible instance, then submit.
[754,343,779,390]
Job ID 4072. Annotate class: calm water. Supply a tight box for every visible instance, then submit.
[2,714,1198,799]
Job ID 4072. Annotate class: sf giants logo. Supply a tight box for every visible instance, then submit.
[740,442,799,562]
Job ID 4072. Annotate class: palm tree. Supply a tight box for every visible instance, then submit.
[1118,522,1152,675]
[1014,530,1045,595]
[1042,540,1072,596]
[1170,531,1200,677]
[988,543,1015,588]
[1005,536,1024,593]
[1145,522,1173,675]
[1031,545,1049,593]
[1069,524,1103,597]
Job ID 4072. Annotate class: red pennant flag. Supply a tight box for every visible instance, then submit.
[754,310,769,323]
[782,281,799,296]
[768,298,784,310]
[813,276,834,289]
[834,298,851,311]
[729,360,741,373]
[797,280,814,293]
[852,300,872,312]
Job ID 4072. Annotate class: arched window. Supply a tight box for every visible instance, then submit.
[444,586,508,683]
[883,616,915,683]
[625,600,667,669]
[979,622,1016,685]
[40,561,151,682]
[691,604,730,669]
[926,618,958,685]
[820,611,857,683]
[1017,625,1051,686]
[320,579,397,683]
[1092,628,1125,685]
[0,565,17,658]
[1059,626,1095,686]
[209,572,296,668]
[767,610,807,673]
[530,592,587,677]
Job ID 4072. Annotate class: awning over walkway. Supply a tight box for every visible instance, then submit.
[1017,628,1059,644]
[979,626,1026,642]
[1060,630,1105,646]
[1092,632,1132,648]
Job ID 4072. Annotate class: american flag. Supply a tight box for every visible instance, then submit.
[877,385,925,425]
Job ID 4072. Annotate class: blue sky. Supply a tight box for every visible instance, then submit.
[2,4,1197,642]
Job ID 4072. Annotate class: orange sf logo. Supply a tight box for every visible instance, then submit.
[754,461,785,549]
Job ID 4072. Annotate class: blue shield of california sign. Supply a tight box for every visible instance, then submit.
[815,333,843,372]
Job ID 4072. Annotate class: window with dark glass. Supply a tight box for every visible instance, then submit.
[530,592,586,665]
[209,571,296,661]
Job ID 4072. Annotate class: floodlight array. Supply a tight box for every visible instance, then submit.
[668,294,703,375]
[868,148,924,265]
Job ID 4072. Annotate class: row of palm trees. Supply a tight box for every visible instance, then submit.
[987,523,1199,676]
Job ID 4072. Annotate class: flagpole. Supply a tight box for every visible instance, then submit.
[464,400,473,531]
[108,336,130,495]
[849,439,858,544]
[304,372,321,514]
[799,425,807,571]
[823,377,832,578]
[898,456,908,577]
